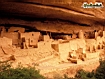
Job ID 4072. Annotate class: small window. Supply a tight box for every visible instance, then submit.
[31,40,33,42]
[32,34,34,36]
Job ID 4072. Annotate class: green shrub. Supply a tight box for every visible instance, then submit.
[75,69,95,79]
[95,59,105,79]
[0,61,45,79]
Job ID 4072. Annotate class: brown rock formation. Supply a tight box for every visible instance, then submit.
[0,0,105,33]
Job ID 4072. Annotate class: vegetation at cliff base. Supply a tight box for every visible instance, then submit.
[53,59,105,79]
[95,59,105,79]
[0,59,105,79]
[0,61,45,79]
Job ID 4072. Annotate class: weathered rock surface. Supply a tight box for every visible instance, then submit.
[0,0,105,33]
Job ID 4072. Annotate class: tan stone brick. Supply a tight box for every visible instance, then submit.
[86,52,99,59]
[51,42,59,52]
[37,40,52,51]
[70,39,86,54]
[103,31,105,37]
[1,32,19,39]
[63,35,71,40]
[51,42,71,61]
[86,39,97,52]
[20,32,40,47]
[72,34,77,39]
[59,42,71,61]
[69,58,77,64]
[69,39,77,50]
[1,32,19,45]
[96,36,103,44]
[29,38,38,46]
[95,32,98,39]
[78,30,84,39]
[20,32,40,39]
[42,35,50,41]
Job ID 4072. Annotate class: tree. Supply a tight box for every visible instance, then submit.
[95,59,105,79]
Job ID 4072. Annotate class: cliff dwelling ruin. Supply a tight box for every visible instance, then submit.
[0,26,105,62]
[0,0,105,78]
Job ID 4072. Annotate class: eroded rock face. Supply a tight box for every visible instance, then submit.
[0,0,105,33]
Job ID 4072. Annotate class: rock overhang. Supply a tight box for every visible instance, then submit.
[0,0,105,33]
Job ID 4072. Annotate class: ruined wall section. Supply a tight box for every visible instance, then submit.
[1,32,19,45]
